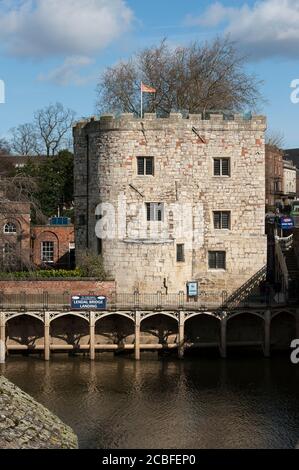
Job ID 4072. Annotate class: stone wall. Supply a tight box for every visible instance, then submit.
[0,376,78,449]
[73,113,267,295]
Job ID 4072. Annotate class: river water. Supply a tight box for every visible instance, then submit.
[1,353,299,449]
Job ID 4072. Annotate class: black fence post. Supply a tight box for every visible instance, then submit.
[0,290,3,310]
[134,291,140,310]
[179,291,184,309]
[63,291,70,311]
[43,291,49,310]
[156,291,162,310]
[20,291,26,311]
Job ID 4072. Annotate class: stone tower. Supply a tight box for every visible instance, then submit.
[73,113,267,295]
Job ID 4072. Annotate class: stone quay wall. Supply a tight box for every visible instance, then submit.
[73,113,267,294]
[0,376,78,449]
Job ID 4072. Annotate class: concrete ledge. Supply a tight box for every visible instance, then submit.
[0,376,78,449]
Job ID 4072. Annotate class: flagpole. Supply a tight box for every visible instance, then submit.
[140,82,143,119]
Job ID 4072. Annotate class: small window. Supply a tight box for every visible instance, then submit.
[41,241,54,263]
[137,157,154,175]
[78,214,86,225]
[214,158,230,176]
[208,251,226,269]
[213,211,231,229]
[146,203,164,221]
[176,244,185,262]
[4,222,17,234]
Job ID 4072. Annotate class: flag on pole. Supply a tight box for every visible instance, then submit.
[140,82,156,118]
[141,82,156,93]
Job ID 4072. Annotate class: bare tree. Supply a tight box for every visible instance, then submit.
[34,103,76,156]
[10,123,40,156]
[0,138,10,155]
[266,130,285,150]
[97,37,263,116]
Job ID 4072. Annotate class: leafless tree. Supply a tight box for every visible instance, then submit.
[34,103,76,156]
[97,37,263,116]
[266,130,285,150]
[0,138,10,155]
[10,123,41,156]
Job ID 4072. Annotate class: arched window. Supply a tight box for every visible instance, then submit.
[4,222,17,234]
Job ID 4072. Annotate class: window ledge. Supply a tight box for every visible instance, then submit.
[208,269,226,272]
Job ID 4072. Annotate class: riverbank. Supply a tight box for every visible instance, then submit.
[0,376,78,449]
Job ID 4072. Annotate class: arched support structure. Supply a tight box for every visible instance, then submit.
[90,311,95,360]
[139,311,179,355]
[264,310,271,358]
[178,311,185,359]
[44,311,50,361]
[183,311,221,356]
[220,316,227,359]
[0,307,297,362]
[135,311,141,360]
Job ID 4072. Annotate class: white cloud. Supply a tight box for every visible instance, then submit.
[0,0,134,58]
[187,0,299,60]
[38,56,96,86]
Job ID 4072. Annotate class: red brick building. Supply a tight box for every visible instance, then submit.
[31,223,75,268]
[0,201,75,270]
[0,201,31,269]
[265,144,284,210]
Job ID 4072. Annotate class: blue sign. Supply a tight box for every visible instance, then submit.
[71,295,107,310]
[187,282,198,297]
[279,216,294,230]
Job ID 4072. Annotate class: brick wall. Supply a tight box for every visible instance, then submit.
[31,225,75,267]
[0,279,116,296]
[0,202,31,266]
[265,145,283,208]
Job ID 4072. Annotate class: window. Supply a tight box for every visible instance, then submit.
[176,244,185,262]
[214,158,230,176]
[208,251,226,269]
[4,222,17,234]
[137,157,154,175]
[41,241,54,263]
[146,203,164,221]
[213,211,231,229]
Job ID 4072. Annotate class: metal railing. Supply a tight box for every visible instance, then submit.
[274,238,289,293]
[275,234,293,252]
[0,289,284,312]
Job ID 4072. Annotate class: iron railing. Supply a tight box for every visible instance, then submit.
[0,289,285,312]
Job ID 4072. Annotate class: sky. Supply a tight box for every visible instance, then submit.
[0,0,299,147]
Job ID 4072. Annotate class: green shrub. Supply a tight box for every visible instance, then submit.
[0,268,85,280]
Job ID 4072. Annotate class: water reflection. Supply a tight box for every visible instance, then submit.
[1,354,299,449]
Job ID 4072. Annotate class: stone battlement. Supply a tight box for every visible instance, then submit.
[73,112,266,133]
